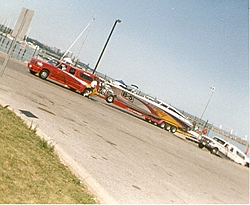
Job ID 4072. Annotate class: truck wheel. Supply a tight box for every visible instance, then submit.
[106,94,114,103]
[30,70,37,75]
[69,87,76,92]
[198,143,204,149]
[170,126,177,133]
[39,69,49,79]
[83,88,91,97]
[211,147,218,155]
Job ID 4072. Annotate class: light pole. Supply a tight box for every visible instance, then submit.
[92,19,121,74]
[200,87,215,120]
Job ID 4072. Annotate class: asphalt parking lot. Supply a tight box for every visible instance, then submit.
[0,54,249,204]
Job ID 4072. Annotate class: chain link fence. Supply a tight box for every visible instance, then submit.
[0,33,45,62]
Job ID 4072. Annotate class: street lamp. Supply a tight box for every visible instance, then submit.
[200,87,215,120]
[92,19,121,74]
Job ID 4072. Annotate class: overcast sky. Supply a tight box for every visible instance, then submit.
[0,0,249,139]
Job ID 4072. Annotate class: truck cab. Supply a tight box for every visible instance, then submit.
[208,136,229,155]
[28,57,100,97]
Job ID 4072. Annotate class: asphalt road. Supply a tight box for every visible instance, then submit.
[0,54,249,204]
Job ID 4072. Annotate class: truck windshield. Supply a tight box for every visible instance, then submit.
[213,137,226,145]
[48,59,60,67]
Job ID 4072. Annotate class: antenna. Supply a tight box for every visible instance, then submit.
[60,18,95,61]
[76,17,95,58]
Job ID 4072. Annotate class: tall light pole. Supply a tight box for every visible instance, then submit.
[200,87,215,120]
[92,19,121,74]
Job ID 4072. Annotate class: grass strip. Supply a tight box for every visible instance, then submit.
[0,105,96,204]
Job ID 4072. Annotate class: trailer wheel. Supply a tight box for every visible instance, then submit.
[170,126,177,133]
[159,122,166,129]
[39,69,49,79]
[145,118,152,123]
[106,94,114,103]
[165,124,171,131]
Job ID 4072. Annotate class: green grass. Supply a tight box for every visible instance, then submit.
[0,105,96,204]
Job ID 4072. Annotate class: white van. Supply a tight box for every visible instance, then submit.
[227,144,249,166]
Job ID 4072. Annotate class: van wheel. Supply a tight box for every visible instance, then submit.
[106,94,114,103]
[83,88,91,97]
[211,147,218,155]
[39,69,49,79]
[170,126,177,133]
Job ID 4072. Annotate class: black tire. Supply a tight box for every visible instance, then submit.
[39,69,49,79]
[198,143,204,149]
[30,70,37,75]
[69,87,76,92]
[159,122,166,129]
[211,147,218,155]
[147,119,152,123]
[106,94,114,103]
[165,124,171,131]
[82,88,91,97]
[170,126,177,133]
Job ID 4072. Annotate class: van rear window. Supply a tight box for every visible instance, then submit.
[80,73,93,82]
[236,151,245,159]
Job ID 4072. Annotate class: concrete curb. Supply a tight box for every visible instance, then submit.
[0,98,118,204]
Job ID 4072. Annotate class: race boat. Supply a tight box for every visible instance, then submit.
[102,80,193,133]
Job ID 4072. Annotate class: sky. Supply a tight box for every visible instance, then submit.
[0,0,249,139]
